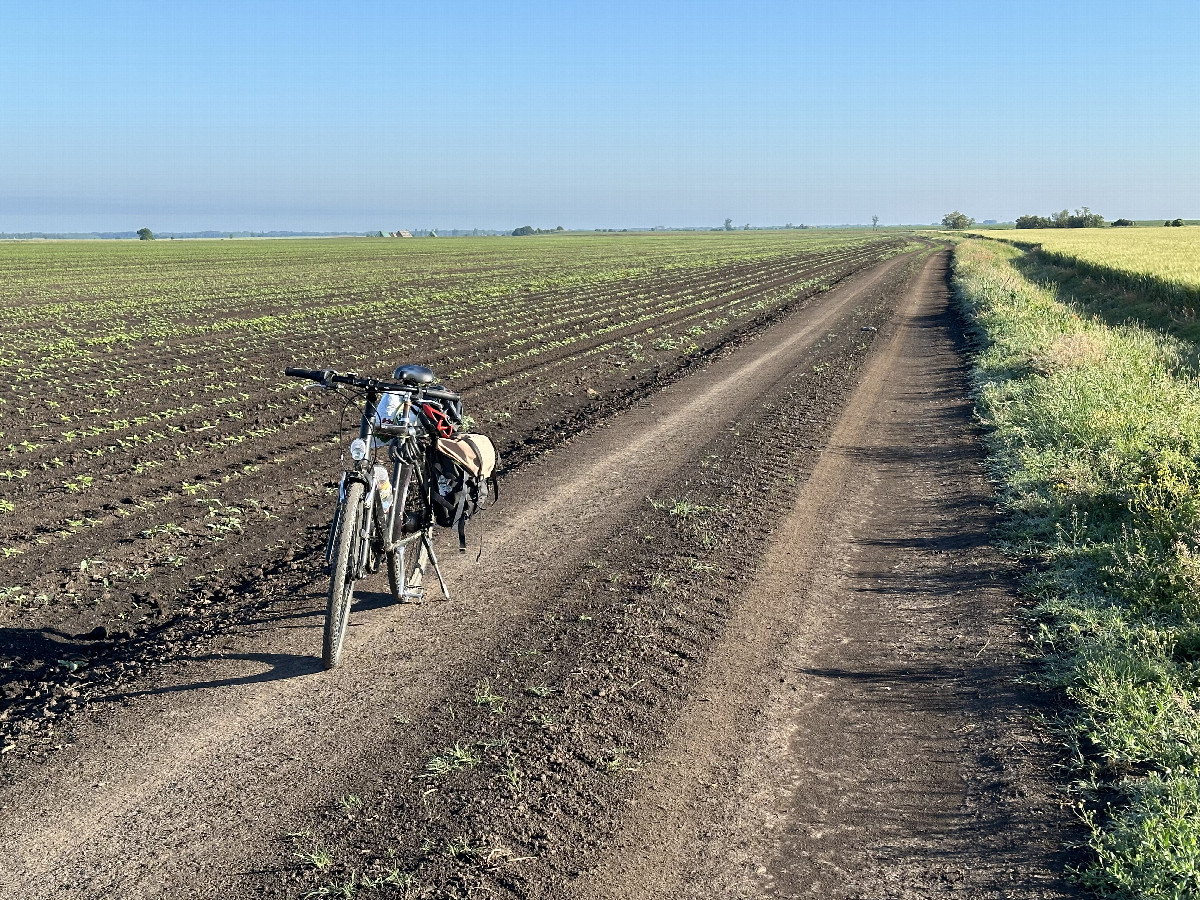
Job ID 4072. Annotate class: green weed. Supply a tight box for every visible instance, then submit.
[422,743,480,779]
[473,679,506,714]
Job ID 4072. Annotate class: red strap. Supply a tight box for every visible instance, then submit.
[420,403,455,437]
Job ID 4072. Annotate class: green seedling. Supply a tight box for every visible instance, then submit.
[473,680,506,713]
[295,847,332,870]
[603,747,640,775]
[422,743,480,779]
[669,499,717,519]
[445,837,479,860]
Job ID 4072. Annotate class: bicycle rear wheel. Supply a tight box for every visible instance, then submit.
[387,531,430,603]
[324,481,364,669]
[387,461,430,603]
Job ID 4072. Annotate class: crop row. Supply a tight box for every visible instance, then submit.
[0,232,908,635]
[1,242,887,443]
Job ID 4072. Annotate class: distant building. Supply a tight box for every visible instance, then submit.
[388,230,413,238]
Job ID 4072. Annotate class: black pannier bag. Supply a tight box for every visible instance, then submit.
[431,434,498,550]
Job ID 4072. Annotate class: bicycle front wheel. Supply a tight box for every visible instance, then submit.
[324,481,364,669]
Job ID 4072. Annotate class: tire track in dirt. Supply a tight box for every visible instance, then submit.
[0,253,917,899]
[573,252,1080,899]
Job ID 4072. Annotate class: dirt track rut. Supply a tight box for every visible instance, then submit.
[0,249,1078,899]
[573,252,1081,900]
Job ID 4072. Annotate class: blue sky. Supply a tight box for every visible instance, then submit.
[1,1,1197,231]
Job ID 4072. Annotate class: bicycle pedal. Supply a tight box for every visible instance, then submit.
[402,588,425,603]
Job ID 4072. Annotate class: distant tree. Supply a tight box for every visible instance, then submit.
[512,225,535,236]
[723,218,733,231]
[1170,218,1185,227]
[872,215,879,230]
[1112,218,1134,227]
[1068,207,1105,228]
[1015,214,1053,229]
[743,223,750,230]
[136,227,154,240]
[940,211,975,230]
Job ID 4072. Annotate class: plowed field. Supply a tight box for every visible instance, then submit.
[0,232,908,753]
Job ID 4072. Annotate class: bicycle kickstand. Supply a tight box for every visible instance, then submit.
[423,532,452,601]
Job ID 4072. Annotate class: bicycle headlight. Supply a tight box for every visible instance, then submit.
[348,438,369,461]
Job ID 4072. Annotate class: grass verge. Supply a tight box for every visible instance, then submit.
[951,237,1200,898]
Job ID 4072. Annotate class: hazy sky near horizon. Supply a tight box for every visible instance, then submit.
[2,1,1198,232]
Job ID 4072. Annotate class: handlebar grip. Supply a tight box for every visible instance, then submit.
[285,367,324,380]
[424,386,462,402]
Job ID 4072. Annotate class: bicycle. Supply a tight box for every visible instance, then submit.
[284,364,460,669]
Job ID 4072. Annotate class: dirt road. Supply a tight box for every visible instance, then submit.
[0,250,1079,899]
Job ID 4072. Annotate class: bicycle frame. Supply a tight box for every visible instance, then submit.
[285,364,458,667]
[322,384,445,598]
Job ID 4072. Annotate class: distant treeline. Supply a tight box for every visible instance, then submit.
[1015,208,1106,229]
[511,225,566,236]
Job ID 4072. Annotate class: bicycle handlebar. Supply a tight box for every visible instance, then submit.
[284,366,327,381]
[284,367,462,403]
[424,386,460,402]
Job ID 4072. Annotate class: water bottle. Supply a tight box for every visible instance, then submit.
[374,465,393,512]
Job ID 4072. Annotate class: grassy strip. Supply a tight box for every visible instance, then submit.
[951,237,1200,898]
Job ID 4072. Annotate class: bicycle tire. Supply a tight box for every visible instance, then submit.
[324,481,364,670]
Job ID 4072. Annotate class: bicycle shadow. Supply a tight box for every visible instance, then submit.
[96,588,407,702]
[351,588,397,614]
[234,584,395,630]
[102,650,325,702]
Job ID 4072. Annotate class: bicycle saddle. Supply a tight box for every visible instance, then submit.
[393,364,436,385]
